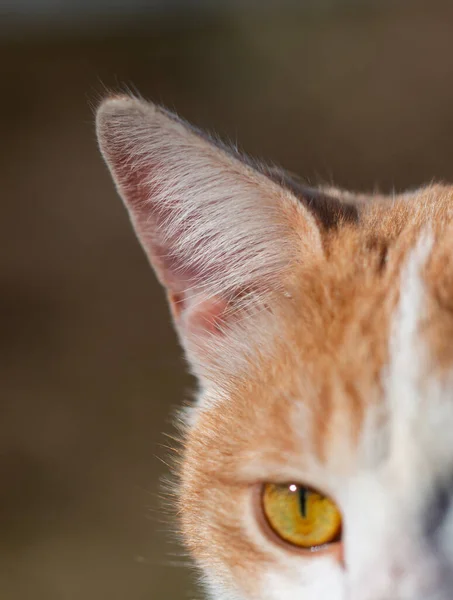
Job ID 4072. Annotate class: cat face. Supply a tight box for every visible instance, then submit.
[96,95,453,600]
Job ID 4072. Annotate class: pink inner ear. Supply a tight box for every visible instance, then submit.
[112,148,234,336]
[178,295,229,338]
[98,99,319,350]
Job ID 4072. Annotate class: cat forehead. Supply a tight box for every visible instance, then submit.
[188,185,453,479]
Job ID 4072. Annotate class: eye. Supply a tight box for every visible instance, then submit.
[261,483,342,549]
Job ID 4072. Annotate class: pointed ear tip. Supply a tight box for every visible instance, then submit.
[95,95,157,137]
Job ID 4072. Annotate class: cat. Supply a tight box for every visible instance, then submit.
[96,95,453,600]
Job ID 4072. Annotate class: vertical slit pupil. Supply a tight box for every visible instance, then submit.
[298,487,307,517]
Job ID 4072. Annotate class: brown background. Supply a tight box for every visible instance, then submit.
[2,1,453,598]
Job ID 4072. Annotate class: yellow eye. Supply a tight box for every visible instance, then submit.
[262,483,342,549]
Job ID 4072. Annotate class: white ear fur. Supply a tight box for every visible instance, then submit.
[96,96,322,379]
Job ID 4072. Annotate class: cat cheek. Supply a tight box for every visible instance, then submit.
[259,560,346,600]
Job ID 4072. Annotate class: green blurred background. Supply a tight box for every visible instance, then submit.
[2,0,453,598]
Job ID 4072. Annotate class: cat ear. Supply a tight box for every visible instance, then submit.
[96,96,322,378]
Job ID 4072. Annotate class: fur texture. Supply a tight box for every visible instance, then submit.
[96,95,453,600]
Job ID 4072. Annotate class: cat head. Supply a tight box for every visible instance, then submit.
[96,95,453,600]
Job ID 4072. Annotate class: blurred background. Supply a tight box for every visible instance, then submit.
[2,0,453,598]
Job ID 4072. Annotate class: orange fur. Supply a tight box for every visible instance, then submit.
[178,185,453,590]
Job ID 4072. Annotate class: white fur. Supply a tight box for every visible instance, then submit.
[261,557,344,600]
[344,234,453,600]
[387,230,433,415]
